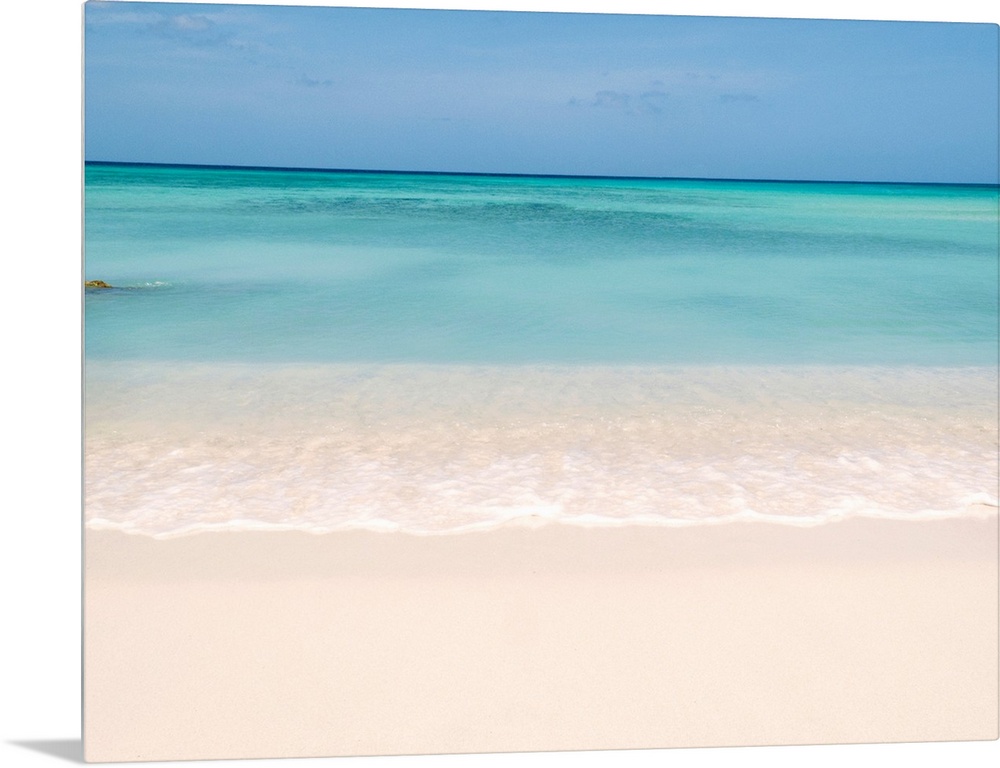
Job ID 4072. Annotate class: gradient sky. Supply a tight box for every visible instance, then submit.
[84,1,999,183]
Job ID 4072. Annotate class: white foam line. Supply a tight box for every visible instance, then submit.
[85,501,999,540]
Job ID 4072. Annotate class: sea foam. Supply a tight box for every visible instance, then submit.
[84,362,998,538]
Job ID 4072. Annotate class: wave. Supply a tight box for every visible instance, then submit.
[83,362,998,540]
[85,496,998,540]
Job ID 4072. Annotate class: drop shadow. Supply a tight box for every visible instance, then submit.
[9,739,85,764]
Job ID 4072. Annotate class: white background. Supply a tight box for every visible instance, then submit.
[1,1,997,766]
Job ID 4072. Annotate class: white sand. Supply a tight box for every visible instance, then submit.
[83,517,998,762]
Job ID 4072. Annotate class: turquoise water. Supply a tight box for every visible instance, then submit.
[83,163,998,536]
[84,163,998,366]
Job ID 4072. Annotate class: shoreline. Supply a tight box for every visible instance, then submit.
[84,362,998,538]
[84,517,998,761]
[84,515,1000,579]
[84,502,1000,539]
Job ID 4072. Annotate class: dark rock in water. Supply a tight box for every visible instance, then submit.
[85,280,112,289]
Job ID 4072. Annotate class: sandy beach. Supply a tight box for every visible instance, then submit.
[83,516,998,762]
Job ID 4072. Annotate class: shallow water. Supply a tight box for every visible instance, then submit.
[85,164,998,366]
[83,165,999,536]
[84,362,997,537]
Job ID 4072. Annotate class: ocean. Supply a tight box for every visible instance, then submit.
[83,163,999,537]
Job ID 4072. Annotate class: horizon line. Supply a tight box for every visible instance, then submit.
[83,160,999,188]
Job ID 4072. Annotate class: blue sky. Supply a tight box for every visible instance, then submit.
[84,1,998,182]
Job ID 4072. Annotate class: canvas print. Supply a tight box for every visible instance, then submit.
[83,1,999,762]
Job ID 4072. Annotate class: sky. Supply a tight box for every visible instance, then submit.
[84,1,998,183]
